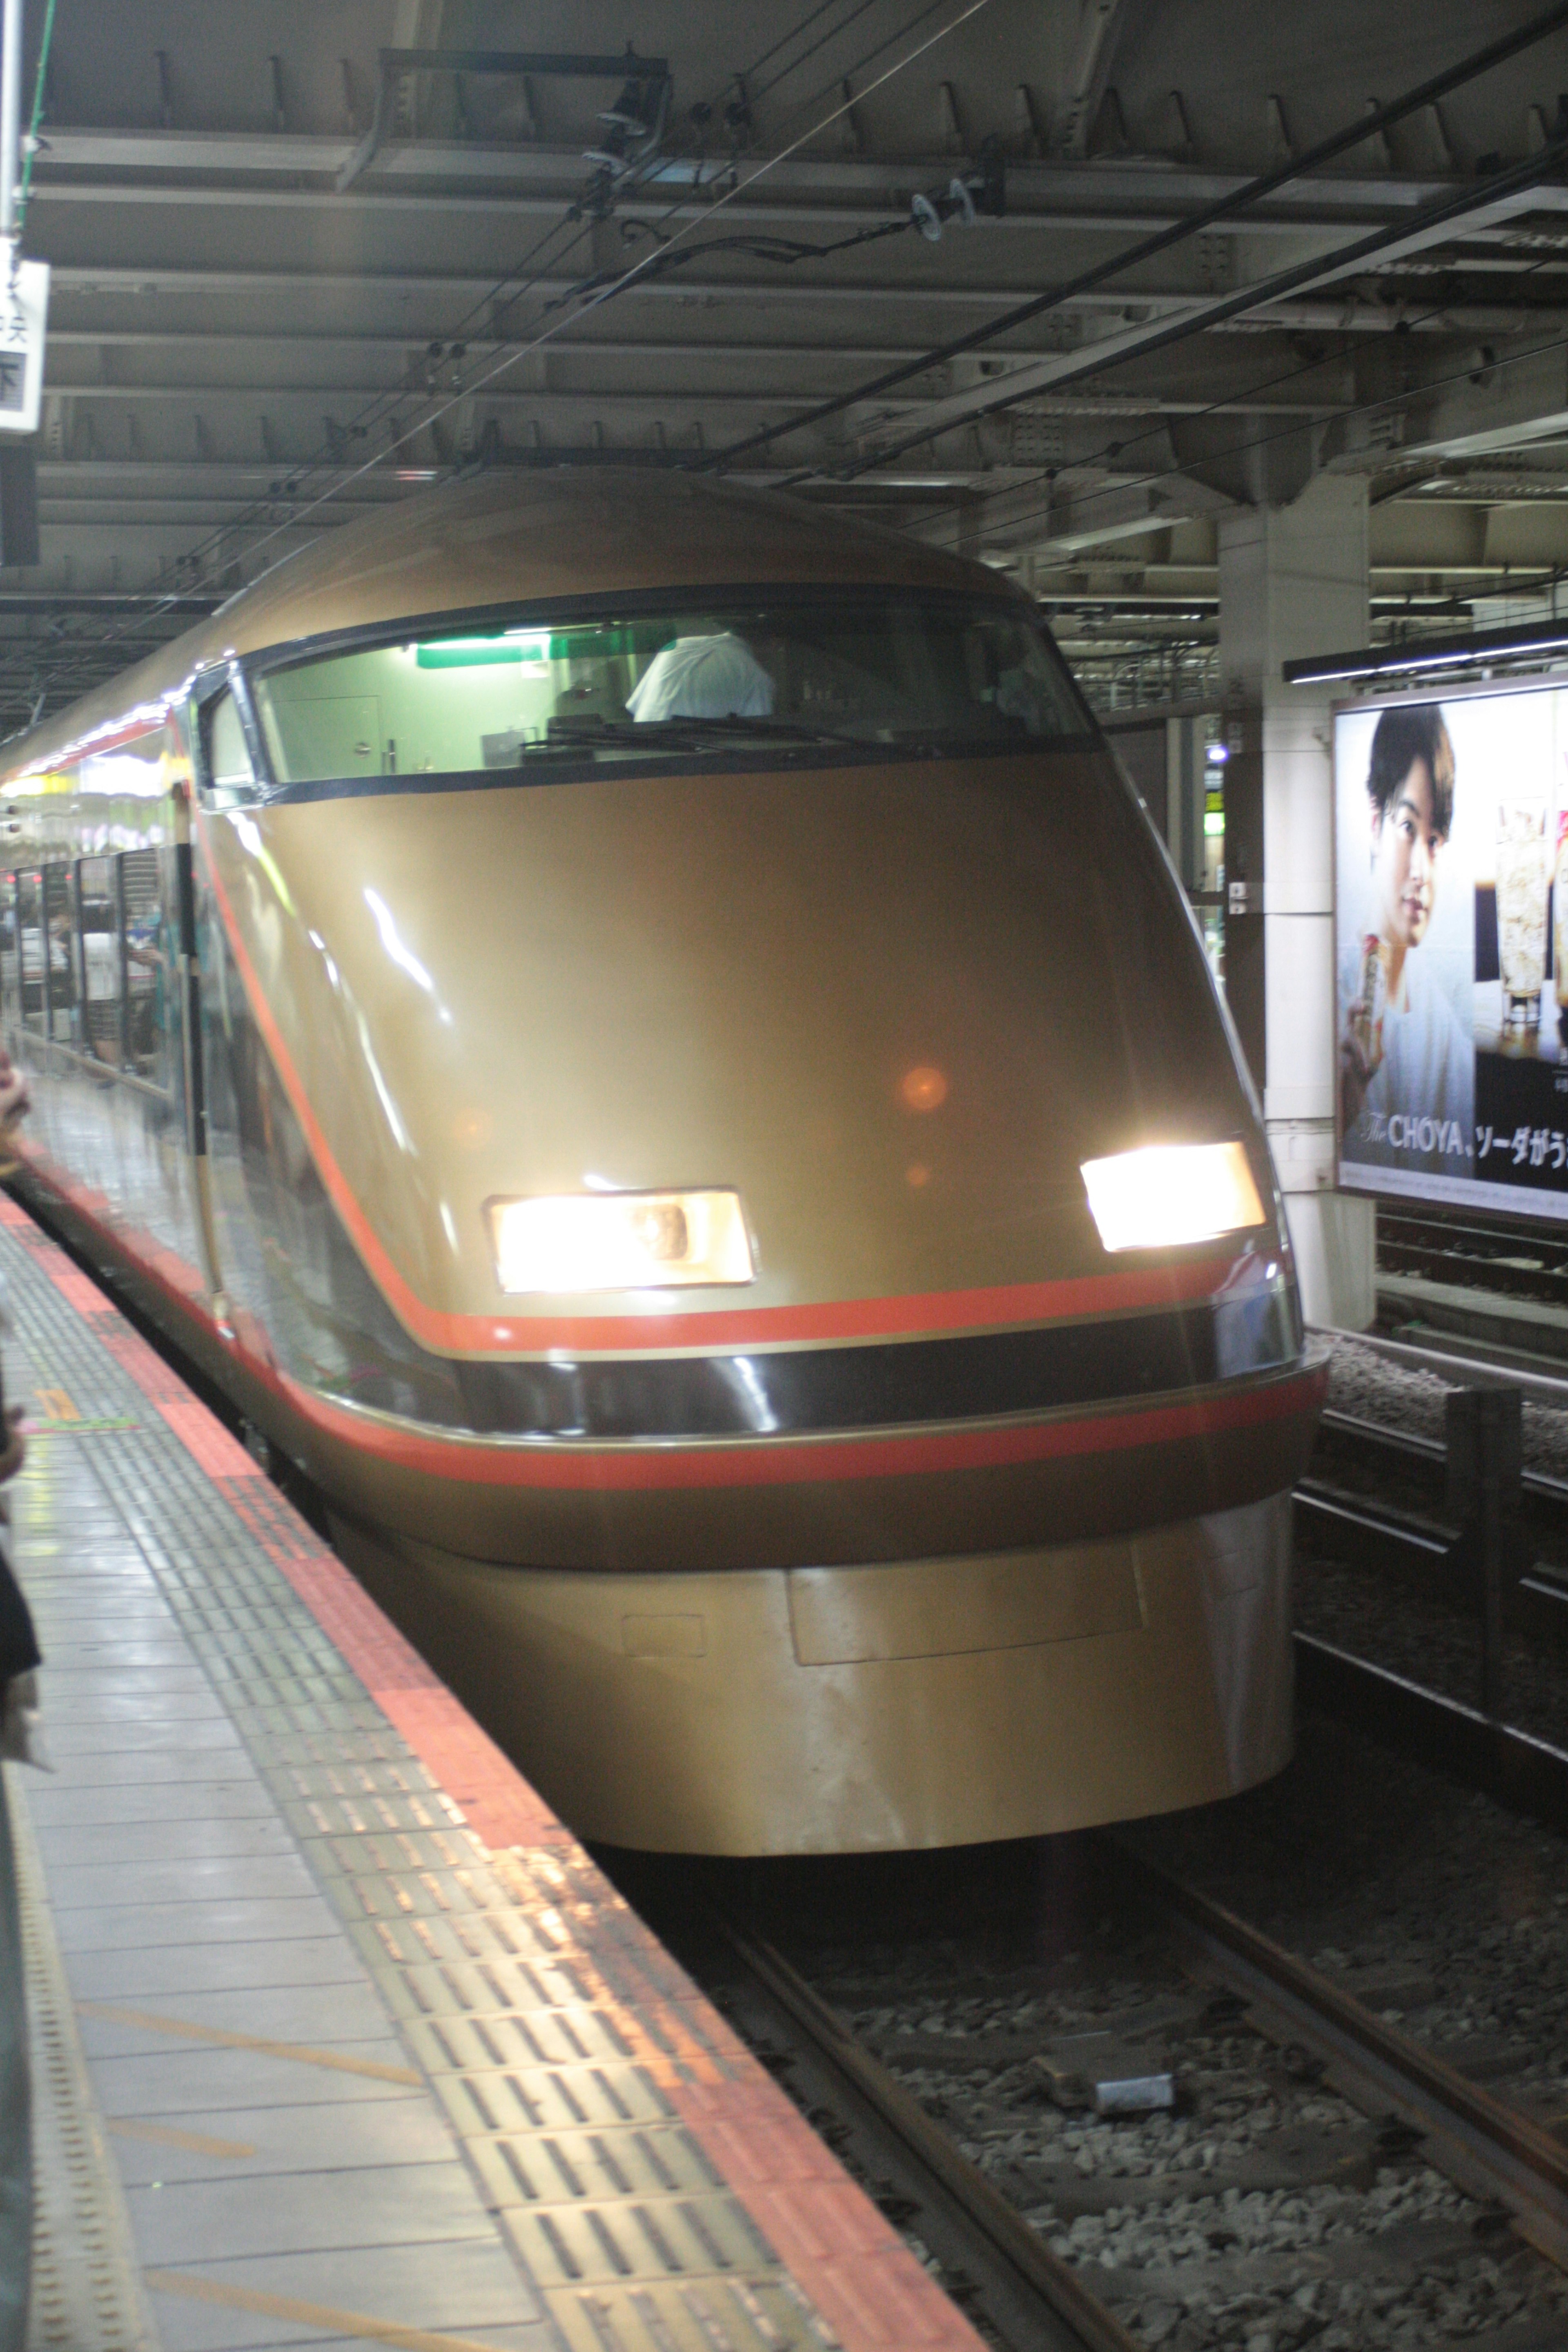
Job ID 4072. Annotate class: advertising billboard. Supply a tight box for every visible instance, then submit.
[1336,679,1568,1221]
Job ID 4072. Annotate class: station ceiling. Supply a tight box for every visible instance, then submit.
[7,0,1568,727]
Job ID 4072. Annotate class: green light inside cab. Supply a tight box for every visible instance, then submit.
[1204,809,1225,837]
[415,631,552,668]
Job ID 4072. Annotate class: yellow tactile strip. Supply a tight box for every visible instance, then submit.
[9,1773,158,2352]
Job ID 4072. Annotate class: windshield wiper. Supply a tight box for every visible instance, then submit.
[541,713,864,751]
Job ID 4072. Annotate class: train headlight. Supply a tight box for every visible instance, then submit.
[1080,1142,1265,1254]
[487,1189,755,1293]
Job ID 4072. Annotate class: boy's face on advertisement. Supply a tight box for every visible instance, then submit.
[1372,757,1441,949]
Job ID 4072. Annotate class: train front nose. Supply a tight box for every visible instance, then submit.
[276,749,1266,1327]
[245,751,1321,1853]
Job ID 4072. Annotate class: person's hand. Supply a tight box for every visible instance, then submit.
[0,1048,28,1127]
[1339,1021,1372,1132]
[0,1406,26,1485]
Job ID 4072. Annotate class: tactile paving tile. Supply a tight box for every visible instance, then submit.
[0,1196,984,2352]
[11,1773,156,2352]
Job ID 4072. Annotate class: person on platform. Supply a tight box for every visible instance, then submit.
[1338,704,1473,1174]
[0,1045,34,2352]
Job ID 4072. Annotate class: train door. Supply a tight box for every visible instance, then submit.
[185,666,329,1368]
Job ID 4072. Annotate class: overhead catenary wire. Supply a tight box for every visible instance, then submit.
[880,242,1563,572]
[898,263,1566,574]
[9,0,948,717]
[25,0,1562,716]
[709,0,1568,474]
[746,0,895,107]
[902,309,1568,589]
[13,0,57,240]
[35,0,974,692]
[802,192,1568,580]
[25,0,998,709]
[823,122,1568,490]
[175,4,901,522]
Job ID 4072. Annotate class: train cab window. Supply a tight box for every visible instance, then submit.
[247,593,1095,786]
[203,689,262,807]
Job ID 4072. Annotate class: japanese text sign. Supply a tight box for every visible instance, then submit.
[1336,679,1568,1222]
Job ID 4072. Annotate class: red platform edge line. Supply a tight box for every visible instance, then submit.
[14,1201,986,2352]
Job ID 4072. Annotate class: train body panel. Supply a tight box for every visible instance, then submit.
[0,468,1325,1850]
[330,1495,1294,1855]
[198,748,1256,1332]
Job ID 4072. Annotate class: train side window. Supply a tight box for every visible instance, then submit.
[120,849,164,1082]
[0,873,15,1030]
[40,864,72,1044]
[203,689,261,806]
[16,869,42,1037]
[78,856,123,1067]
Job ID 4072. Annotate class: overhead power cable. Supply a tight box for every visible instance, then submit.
[168,0,997,572]
[549,217,915,310]
[39,0,927,668]
[20,0,997,712]
[883,234,1561,567]
[174,0,959,560]
[14,0,56,238]
[909,305,1568,576]
[828,121,1568,480]
[746,0,892,105]
[710,0,1568,472]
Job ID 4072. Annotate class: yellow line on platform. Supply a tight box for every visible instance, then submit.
[76,2000,422,2085]
[108,2116,258,2158]
[145,2272,517,2351]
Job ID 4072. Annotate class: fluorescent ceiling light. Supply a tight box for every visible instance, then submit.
[1284,619,1568,687]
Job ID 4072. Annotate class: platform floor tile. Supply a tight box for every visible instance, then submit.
[0,1194,983,2352]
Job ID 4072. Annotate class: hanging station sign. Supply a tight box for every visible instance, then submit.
[1335,676,1568,1221]
[0,254,47,434]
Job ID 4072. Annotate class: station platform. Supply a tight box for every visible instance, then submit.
[0,1194,982,2352]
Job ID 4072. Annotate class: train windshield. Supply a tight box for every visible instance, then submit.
[248,594,1094,786]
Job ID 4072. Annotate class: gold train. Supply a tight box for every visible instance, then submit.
[0,470,1326,1851]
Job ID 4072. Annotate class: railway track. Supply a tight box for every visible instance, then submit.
[711,1914,1139,2352]
[670,1850,1568,2352]
[1377,1207,1568,1313]
[1294,1404,1568,1833]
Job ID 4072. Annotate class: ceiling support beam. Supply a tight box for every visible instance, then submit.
[839,183,1568,469]
[1060,0,1139,158]
[335,48,670,195]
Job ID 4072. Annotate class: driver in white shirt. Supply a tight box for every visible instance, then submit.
[627,633,776,722]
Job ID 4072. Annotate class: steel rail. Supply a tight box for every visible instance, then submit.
[1294,1632,1568,1835]
[1345,1325,1568,1408]
[1316,1403,1568,1510]
[711,1913,1143,2352]
[1117,1848,1568,2274]
[1296,1474,1453,1558]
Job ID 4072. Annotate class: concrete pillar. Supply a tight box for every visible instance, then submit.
[1165,713,1202,893]
[1218,474,1376,1331]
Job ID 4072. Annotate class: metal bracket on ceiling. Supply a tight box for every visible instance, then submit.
[334,45,671,195]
